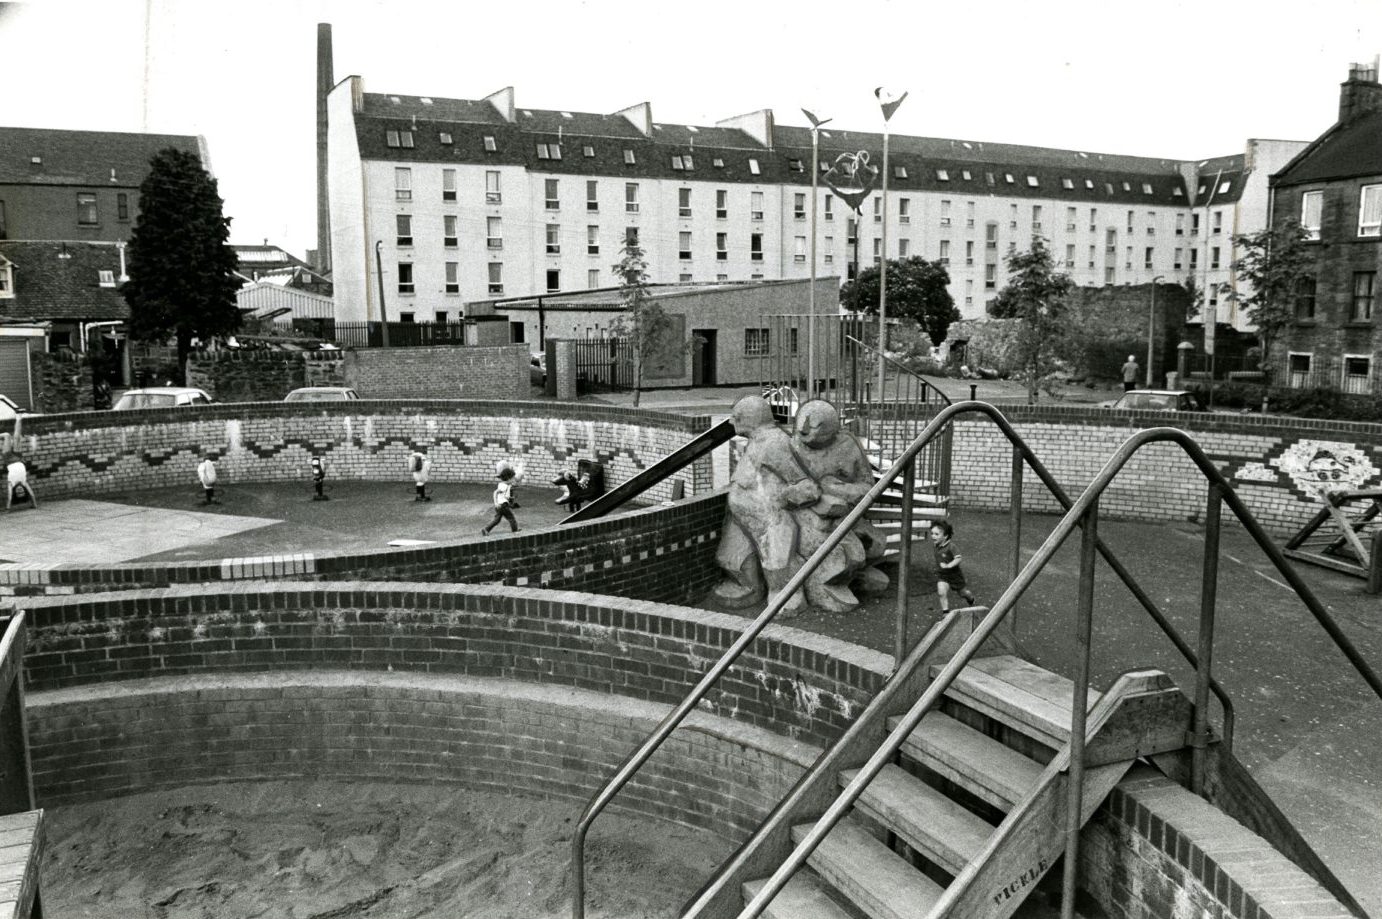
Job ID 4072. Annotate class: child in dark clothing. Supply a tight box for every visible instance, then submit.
[929,520,977,611]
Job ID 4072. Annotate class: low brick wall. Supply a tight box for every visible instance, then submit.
[346,344,528,400]
[939,404,1382,534]
[186,350,346,403]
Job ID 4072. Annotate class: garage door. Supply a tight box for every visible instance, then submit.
[0,339,33,409]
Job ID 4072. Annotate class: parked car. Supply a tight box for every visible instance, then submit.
[1103,389,1206,412]
[284,386,360,402]
[0,394,30,422]
[112,387,214,410]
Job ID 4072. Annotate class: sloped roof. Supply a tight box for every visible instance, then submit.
[0,126,203,187]
[1273,111,1382,186]
[0,241,129,321]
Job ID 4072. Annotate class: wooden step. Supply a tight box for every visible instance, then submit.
[743,872,854,919]
[0,810,43,919]
[935,654,1099,751]
[866,501,949,518]
[792,817,945,919]
[842,763,994,876]
[888,711,1043,811]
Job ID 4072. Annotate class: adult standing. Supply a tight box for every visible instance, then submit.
[1121,355,1140,392]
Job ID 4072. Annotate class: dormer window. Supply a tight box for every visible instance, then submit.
[1061,178,1074,189]
[1004,173,1015,184]
[713,157,725,168]
[748,158,761,175]
[483,135,497,152]
[98,270,115,288]
[386,130,400,147]
[1121,181,1131,191]
[672,154,695,171]
[624,148,636,165]
[1026,176,1039,187]
[1218,180,1231,194]
[1085,179,1094,189]
[0,257,13,299]
[1142,183,1154,195]
[400,131,413,148]
[788,158,804,173]
[936,169,950,181]
[893,165,907,179]
[439,132,453,145]
[961,170,972,180]
[537,143,562,160]
[583,145,595,157]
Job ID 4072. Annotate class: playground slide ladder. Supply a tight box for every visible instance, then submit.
[1282,487,1382,590]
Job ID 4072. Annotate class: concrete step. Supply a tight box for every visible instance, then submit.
[888,711,1044,811]
[842,763,995,877]
[792,817,945,919]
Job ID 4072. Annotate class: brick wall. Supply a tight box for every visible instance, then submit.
[935,404,1382,534]
[30,350,93,414]
[186,350,345,402]
[345,344,528,399]
[0,491,727,603]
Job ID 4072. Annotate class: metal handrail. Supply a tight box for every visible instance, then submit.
[572,402,1382,918]
[842,333,951,406]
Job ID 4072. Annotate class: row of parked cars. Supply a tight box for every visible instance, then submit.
[0,387,361,418]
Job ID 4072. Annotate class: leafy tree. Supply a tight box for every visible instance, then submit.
[609,243,678,407]
[123,148,241,380]
[841,256,958,346]
[989,237,1076,404]
[1226,220,1313,383]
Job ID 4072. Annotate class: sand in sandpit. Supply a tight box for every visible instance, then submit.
[43,780,733,919]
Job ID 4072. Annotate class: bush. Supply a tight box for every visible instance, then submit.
[1187,381,1382,422]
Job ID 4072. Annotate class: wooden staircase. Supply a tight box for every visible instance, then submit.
[731,655,1192,919]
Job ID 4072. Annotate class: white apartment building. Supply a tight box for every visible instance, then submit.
[325,77,1305,329]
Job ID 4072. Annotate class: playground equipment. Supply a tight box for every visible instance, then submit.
[1283,487,1382,594]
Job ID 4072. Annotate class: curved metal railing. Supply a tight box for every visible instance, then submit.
[571,401,1382,919]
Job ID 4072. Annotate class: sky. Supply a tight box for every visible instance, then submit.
[1,0,1377,260]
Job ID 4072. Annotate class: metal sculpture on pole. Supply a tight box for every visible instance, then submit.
[820,149,880,393]
[874,87,908,398]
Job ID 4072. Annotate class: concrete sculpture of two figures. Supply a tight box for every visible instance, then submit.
[714,395,888,616]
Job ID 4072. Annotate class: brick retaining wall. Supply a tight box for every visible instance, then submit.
[940,404,1382,534]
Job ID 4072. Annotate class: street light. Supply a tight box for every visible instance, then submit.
[874,87,907,399]
[1147,275,1164,387]
[803,109,833,401]
[374,240,391,348]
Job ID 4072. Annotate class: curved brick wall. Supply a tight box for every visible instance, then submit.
[0,399,712,504]
[942,404,1382,534]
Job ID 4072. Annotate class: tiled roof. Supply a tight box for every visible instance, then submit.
[0,241,129,321]
[1272,111,1382,186]
[0,127,202,186]
[351,91,1232,205]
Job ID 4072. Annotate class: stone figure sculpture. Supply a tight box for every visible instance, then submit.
[713,395,888,616]
[713,396,821,615]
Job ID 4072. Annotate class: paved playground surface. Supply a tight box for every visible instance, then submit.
[4,438,1379,915]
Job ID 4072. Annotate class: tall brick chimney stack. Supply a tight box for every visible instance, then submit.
[1338,57,1382,123]
[315,23,333,273]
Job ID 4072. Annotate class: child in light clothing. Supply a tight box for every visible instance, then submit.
[930,520,977,612]
[409,450,433,502]
[4,453,37,510]
[480,465,520,535]
[197,454,220,505]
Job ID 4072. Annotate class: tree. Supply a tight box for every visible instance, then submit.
[1226,219,1313,383]
[988,237,1076,404]
[609,243,678,408]
[840,256,958,346]
[123,148,241,381]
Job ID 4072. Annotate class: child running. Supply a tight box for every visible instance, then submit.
[480,463,520,535]
[930,520,977,611]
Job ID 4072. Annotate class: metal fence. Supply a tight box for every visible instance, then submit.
[1184,353,1382,396]
[571,336,632,391]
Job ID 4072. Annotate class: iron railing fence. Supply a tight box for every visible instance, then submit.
[256,319,474,349]
[1183,353,1381,395]
[570,336,632,391]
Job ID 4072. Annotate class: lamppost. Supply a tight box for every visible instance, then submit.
[1147,275,1164,387]
[374,240,391,348]
[874,88,907,399]
[803,109,832,401]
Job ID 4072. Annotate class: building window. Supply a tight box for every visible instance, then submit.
[117,192,129,221]
[1352,271,1375,321]
[546,224,561,255]
[1142,183,1153,195]
[537,142,562,160]
[397,262,414,294]
[386,130,400,147]
[399,312,415,323]
[77,192,98,225]
[873,239,881,260]
[1288,352,1312,388]
[716,232,728,260]
[1359,185,1381,237]
[716,189,728,219]
[894,165,908,180]
[1065,244,1075,268]
[794,235,807,262]
[875,198,883,223]
[0,201,6,240]
[623,148,636,165]
[96,269,115,288]
[679,187,693,218]
[587,180,599,212]
[435,312,449,324]
[396,214,412,247]
[444,215,458,247]
[1294,277,1316,321]
[487,216,503,249]
[787,158,804,173]
[936,169,950,181]
[545,178,560,210]
[588,269,600,288]
[1065,207,1079,231]
[583,145,595,158]
[393,168,412,202]
[750,232,763,261]
[1026,175,1039,187]
[1032,205,1042,230]
[1191,213,1200,235]
[679,231,692,260]
[751,191,764,221]
[547,269,561,292]
[1343,356,1373,394]
[847,217,856,244]
[441,168,456,202]
[1300,190,1322,240]
[1088,245,1096,268]
[1189,249,1198,269]
[625,183,640,213]
[985,222,997,250]
[672,154,694,171]
[0,259,11,298]
[439,132,453,145]
[898,198,910,224]
[824,195,834,221]
[1173,248,1183,270]
[624,227,639,249]
[1211,247,1220,269]
[748,158,760,175]
[587,225,599,255]
[745,328,769,356]
[485,170,500,204]
[483,135,497,152]
[1212,210,1223,234]
[984,264,996,289]
[445,261,459,294]
[967,240,976,265]
[488,262,503,294]
[1144,247,1154,269]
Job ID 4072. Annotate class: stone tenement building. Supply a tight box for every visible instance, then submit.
[321,59,1310,330]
